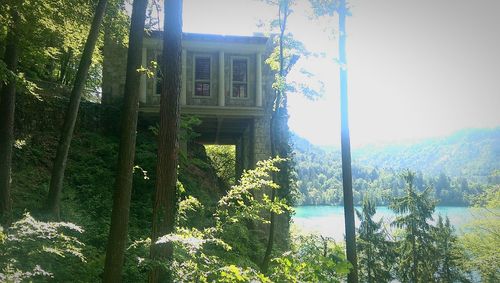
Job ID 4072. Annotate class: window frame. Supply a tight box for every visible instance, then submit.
[230,56,250,100]
[193,54,212,98]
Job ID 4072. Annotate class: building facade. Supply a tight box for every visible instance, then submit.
[102,32,275,172]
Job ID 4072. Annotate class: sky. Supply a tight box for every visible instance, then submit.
[180,0,500,147]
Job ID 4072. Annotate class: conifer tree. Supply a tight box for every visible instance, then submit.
[433,215,469,282]
[390,170,436,282]
[356,197,394,282]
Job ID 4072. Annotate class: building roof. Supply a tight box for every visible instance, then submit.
[148,31,269,45]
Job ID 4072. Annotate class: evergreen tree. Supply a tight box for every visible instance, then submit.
[356,197,394,282]
[390,170,436,282]
[433,215,469,282]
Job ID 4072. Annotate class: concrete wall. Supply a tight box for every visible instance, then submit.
[101,36,127,104]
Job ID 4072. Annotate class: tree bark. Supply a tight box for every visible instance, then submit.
[338,1,358,282]
[102,0,148,281]
[262,1,290,273]
[46,0,108,220]
[0,11,20,227]
[148,0,183,282]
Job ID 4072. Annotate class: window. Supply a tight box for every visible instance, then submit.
[194,57,211,96]
[232,59,248,98]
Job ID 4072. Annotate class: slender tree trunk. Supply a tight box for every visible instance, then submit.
[46,0,108,220]
[102,0,148,281]
[59,51,71,84]
[262,3,289,272]
[0,11,20,227]
[262,107,278,273]
[148,0,183,282]
[338,1,358,282]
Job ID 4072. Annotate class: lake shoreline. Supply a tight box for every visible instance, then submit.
[292,205,478,241]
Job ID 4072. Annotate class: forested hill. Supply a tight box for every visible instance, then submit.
[292,128,499,206]
[351,128,500,181]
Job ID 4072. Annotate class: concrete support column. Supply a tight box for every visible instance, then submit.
[218,51,225,106]
[256,52,262,107]
[253,117,271,164]
[139,47,147,103]
[181,49,187,105]
[235,139,244,179]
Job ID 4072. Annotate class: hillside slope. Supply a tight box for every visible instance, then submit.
[292,129,497,206]
[352,128,500,180]
[11,92,227,281]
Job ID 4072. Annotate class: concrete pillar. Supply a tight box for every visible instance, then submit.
[181,49,187,105]
[218,51,225,106]
[253,117,271,164]
[235,139,244,179]
[256,52,262,107]
[139,47,147,103]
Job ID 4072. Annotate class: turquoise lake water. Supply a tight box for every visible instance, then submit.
[292,206,480,241]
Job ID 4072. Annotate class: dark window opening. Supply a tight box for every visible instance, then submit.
[232,59,247,98]
[195,57,210,96]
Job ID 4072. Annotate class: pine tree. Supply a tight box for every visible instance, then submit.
[356,197,394,282]
[390,170,436,282]
[433,215,469,282]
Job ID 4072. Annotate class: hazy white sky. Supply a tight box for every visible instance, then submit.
[181,0,500,146]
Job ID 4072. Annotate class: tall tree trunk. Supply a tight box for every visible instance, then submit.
[46,0,108,220]
[0,11,20,227]
[262,1,289,273]
[338,1,358,282]
[148,0,183,282]
[102,0,148,281]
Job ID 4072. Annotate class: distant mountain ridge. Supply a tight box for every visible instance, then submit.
[293,128,500,180]
[291,128,498,205]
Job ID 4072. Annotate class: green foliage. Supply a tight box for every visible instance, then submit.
[460,184,500,282]
[269,234,350,282]
[205,145,236,187]
[353,128,500,181]
[141,158,288,282]
[293,132,488,206]
[215,158,290,226]
[433,215,469,282]
[390,171,437,282]
[356,197,394,282]
[0,213,85,282]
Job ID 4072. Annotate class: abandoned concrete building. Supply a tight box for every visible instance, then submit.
[102,32,274,173]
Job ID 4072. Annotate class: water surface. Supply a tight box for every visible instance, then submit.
[292,206,478,241]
